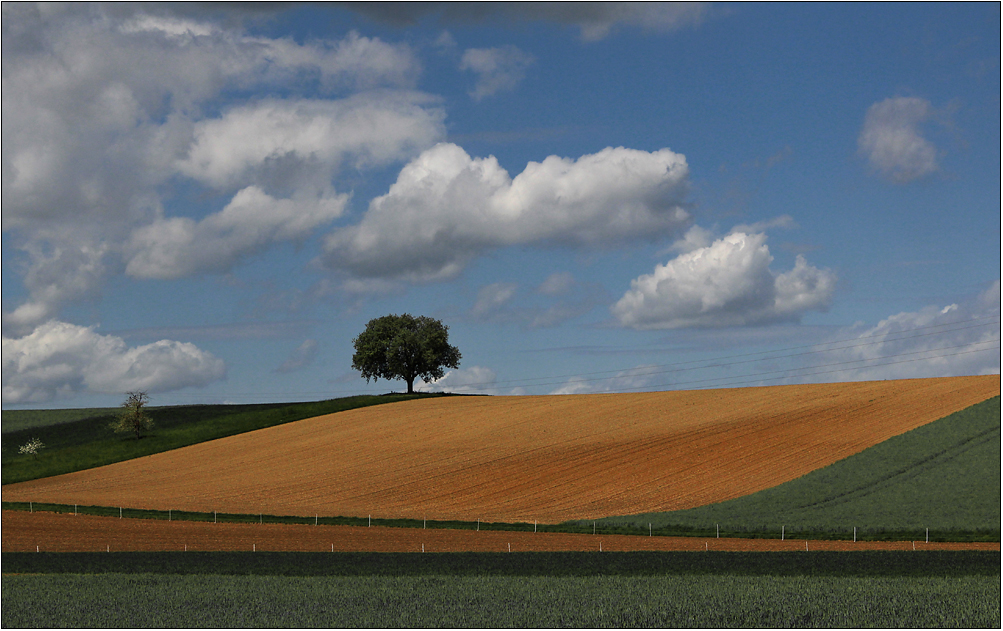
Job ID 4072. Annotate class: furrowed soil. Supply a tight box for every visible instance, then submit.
[2,376,998,524]
[3,511,998,553]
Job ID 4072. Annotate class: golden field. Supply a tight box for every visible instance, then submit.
[2,375,997,524]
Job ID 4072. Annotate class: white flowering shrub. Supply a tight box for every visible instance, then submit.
[19,437,44,459]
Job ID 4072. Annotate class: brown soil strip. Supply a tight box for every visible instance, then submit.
[2,376,998,524]
[2,511,997,553]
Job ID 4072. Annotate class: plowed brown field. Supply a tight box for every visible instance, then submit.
[3,511,997,553]
[2,376,998,524]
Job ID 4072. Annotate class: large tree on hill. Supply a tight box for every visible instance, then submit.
[351,314,461,394]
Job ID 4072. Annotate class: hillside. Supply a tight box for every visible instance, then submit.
[2,394,445,485]
[592,396,1001,536]
[1,376,998,523]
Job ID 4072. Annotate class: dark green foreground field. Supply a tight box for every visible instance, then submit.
[3,552,999,628]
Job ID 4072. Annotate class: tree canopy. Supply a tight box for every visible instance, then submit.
[110,391,154,440]
[351,314,461,394]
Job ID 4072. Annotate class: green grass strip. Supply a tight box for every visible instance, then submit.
[3,501,996,542]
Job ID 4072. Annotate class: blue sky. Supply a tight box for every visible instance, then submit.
[2,2,1000,408]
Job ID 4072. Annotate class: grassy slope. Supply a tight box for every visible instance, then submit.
[2,408,119,433]
[590,396,1001,536]
[1,394,448,485]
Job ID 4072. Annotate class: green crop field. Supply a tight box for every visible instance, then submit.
[1,393,450,485]
[3,552,998,628]
[589,396,1001,539]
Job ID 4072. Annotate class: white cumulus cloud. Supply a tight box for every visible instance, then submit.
[460,45,535,100]
[322,142,691,281]
[417,366,500,394]
[612,231,836,329]
[2,6,433,329]
[176,94,445,191]
[2,320,226,404]
[124,187,348,280]
[812,281,1000,382]
[858,97,939,183]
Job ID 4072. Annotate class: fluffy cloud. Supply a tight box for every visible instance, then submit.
[176,94,445,191]
[460,45,535,100]
[2,6,434,329]
[3,11,420,229]
[858,97,938,183]
[811,282,1000,382]
[322,143,691,281]
[124,187,348,280]
[417,366,514,395]
[2,320,226,404]
[612,232,836,329]
[3,238,110,332]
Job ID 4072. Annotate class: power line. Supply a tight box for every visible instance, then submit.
[652,345,1001,392]
[606,342,1001,393]
[472,316,999,390]
[154,314,1000,403]
[496,338,1000,393]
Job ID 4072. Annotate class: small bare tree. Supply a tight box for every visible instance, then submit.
[18,437,44,459]
[110,391,154,440]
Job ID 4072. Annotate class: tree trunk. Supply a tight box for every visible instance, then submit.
[406,377,414,394]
